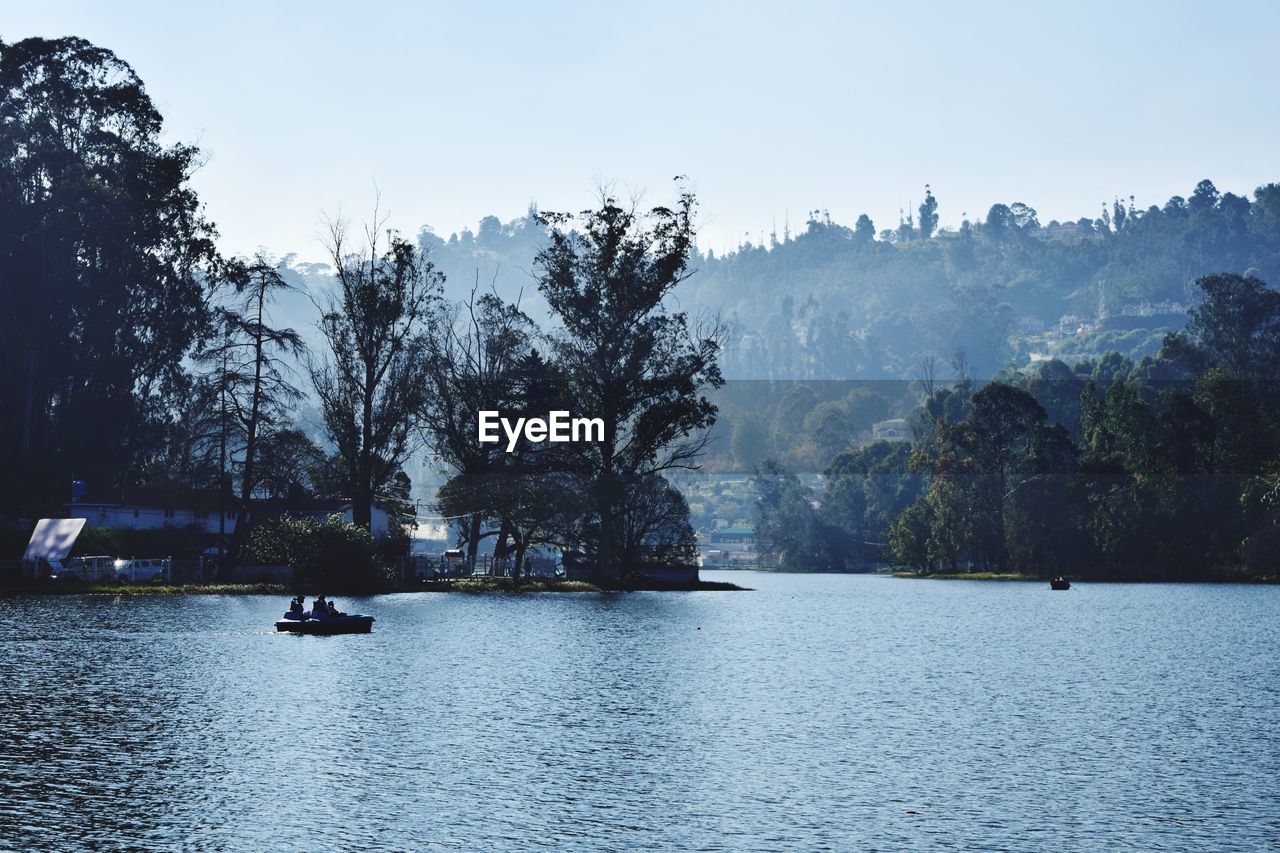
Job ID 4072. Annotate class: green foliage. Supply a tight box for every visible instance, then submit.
[918,186,939,240]
[535,186,723,582]
[0,37,218,517]
[243,514,386,592]
[730,413,773,471]
[695,178,1280,381]
[751,460,848,571]
[71,525,209,559]
[823,441,923,564]
[881,272,1280,579]
[311,228,440,529]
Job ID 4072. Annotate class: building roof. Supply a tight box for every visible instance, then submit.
[711,527,755,539]
[70,485,230,511]
[70,486,353,515]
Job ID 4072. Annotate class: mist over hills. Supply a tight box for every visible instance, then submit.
[263,178,1280,382]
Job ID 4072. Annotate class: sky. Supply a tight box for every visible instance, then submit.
[5,0,1279,260]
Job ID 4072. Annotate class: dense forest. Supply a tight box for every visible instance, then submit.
[696,184,1280,379]
[274,176,1280,383]
[752,272,1280,581]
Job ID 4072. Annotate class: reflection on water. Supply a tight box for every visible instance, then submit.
[1,574,1277,849]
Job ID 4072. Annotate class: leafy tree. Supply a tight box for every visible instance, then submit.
[1010,202,1039,231]
[854,214,876,242]
[984,203,1013,239]
[1175,272,1280,382]
[823,441,922,563]
[618,474,698,569]
[730,412,772,471]
[752,460,846,571]
[535,187,723,583]
[1189,179,1220,213]
[0,37,217,515]
[254,429,330,499]
[244,514,385,591]
[918,185,939,239]
[422,287,548,567]
[801,400,854,465]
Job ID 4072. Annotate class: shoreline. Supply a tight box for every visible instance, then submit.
[0,577,750,597]
[888,571,1278,584]
[703,568,1277,584]
[891,571,1039,582]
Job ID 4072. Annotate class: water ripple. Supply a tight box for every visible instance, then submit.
[0,577,1277,850]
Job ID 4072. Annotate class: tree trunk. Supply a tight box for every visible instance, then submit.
[352,477,373,529]
[465,512,482,573]
[352,357,376,529]
[513,534,527,580]
[232,286,267,561]
[593,469,620,587]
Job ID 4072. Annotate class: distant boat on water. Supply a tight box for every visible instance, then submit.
[1050,576,1071,590]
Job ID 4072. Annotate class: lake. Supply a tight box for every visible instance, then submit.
[1,572,1277,850]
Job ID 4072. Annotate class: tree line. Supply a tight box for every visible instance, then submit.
[694,179,1280,381]
[753,273,1280,580]
[0,37,721,586]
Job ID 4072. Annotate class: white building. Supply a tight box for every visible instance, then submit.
[67,487,394,539]
[68,487,237,533]
[699,526,759,568]
[871,418,910,443]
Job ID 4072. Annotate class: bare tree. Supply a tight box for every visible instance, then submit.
[915,353,938,398]
[311,213,441,529]
[951,348,971,383]
[196,257,305,559]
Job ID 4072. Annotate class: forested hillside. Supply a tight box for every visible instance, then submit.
[324,179,1280,382]
[693,181,1280,379]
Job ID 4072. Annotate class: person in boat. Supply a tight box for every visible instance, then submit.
[327,599,344,617]
[311,595,327,618]
[287,596,304,617]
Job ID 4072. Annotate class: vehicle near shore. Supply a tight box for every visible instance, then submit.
[113,558,172,583]
[46,556,116,581]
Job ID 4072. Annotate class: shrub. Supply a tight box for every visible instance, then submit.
[244,514,386,592]
[72,524,208,559]
[375,522,412,565]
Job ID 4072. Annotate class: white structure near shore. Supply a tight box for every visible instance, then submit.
[66,486,392,538]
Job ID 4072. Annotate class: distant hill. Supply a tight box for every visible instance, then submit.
[691,179,1280,380]
[262,178,1280,382]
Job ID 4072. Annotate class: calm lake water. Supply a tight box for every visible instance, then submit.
[1,572,1277,850]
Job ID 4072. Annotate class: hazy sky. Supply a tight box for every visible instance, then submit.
[5,0,1279,259]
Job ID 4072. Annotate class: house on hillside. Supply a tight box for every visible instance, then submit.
[871,418,910,443]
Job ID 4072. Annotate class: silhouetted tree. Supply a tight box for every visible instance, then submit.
[536,185,723,583]
[311,214,441,529]
[196,258,305,558]
[0,37,217,514]
[919,185,939,239]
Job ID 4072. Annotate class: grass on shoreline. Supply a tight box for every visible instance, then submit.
[2,576,748,596]
[889,570,1277,583]
[417,576,748,593]
[1,581,293,596]
[891,571,1040,581]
